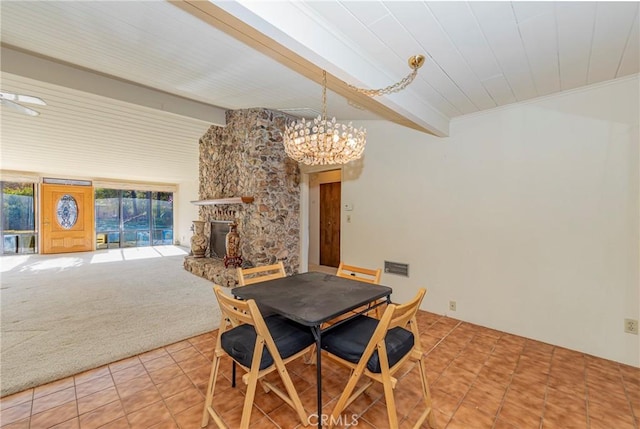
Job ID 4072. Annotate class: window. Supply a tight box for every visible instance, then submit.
[1,182,37,254]
[95,189,173,249]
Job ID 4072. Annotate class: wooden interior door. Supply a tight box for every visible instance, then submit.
[41,183,94,254]
[319,181,341,267]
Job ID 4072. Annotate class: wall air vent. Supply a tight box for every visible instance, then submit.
[384,261,409,277]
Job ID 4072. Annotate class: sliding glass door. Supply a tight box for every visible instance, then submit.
[95,189,173,249]
[151,192,173,245]
[122,190,150,247]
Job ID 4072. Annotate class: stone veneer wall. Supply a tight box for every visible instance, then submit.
[184,108,300,284]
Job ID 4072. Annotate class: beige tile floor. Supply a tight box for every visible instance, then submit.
[1,311,638,428]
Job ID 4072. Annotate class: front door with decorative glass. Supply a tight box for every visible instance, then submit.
[41,183,94,254]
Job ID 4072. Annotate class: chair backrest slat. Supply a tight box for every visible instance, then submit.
[214,285,256,327]
[336,262,382,284]
[237,261,286,286]
[387,288,425,330]
[368,288,426,340]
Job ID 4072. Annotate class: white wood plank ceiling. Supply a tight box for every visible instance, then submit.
[0,1,638,184]
[228,1,638,119]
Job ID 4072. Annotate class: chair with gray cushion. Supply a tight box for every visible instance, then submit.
[201,285,314,429]
[320,288,436,429]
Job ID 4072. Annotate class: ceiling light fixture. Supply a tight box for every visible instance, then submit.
[283,55,425,166]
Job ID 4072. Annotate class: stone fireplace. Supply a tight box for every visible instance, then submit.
[184,108,300,286]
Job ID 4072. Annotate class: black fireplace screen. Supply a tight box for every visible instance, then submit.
[210,220,232,258]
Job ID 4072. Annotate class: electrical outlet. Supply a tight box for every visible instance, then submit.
[625,319,638,334]
[449,301,456,311]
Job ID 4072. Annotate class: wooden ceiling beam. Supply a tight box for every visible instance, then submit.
[172,0,439,135]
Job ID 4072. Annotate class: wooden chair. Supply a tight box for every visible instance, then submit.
[202,285,314,429]
[237,261,286,286]
[234,262,287,380]
[337,262,384,318]
[320,288,436,429]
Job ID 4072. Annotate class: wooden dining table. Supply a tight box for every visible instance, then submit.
[233,271,392,428]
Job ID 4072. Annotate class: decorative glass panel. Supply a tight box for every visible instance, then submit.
[56,194,78,229]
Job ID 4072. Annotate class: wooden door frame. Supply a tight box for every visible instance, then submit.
[299,168,342,272]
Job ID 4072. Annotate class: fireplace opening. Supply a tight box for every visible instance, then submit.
[210,220,232,258]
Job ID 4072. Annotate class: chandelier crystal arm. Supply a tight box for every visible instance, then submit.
[346,54,425,97]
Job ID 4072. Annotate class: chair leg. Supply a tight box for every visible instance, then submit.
[418,356,437,429]
[375,304,384,319]
[240,368,260,429]
[201,352,222,428]
[305,344,317,365]
[232,361,237,387]
[377,349,399,429]
[329,365,365,429]
[381,373,399,429]
[277,364,310,426]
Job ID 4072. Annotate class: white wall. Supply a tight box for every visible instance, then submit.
[175,180,199,247]
[341,76,639,366]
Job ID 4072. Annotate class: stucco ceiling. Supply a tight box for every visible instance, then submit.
[1,1,638,184]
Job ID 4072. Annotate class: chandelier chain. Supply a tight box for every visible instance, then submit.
[347,67,419,97]
[322,70,327,119]
[346,54,425,97]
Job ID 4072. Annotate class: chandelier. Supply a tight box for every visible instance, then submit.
[283,55,425,166]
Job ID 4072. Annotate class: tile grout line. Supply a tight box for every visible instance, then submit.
[159,339,216,427]
[105,355,130,428]
[28,388,34,429]
[584,355,591,429]
[480,332,518,429]
[428,317,468,426]
[90,340,195,428]
[539,345,559,429]
[428,318,488,427]
[617,362,638,429]
[141,344,180,427]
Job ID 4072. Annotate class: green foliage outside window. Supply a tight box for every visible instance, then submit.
[1,182,36,254]
[95,188,173,247]
[2,182,35,232]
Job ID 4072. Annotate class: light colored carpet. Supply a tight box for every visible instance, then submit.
[0,246,221,397]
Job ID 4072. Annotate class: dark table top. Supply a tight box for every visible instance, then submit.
[233,271,392,326]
